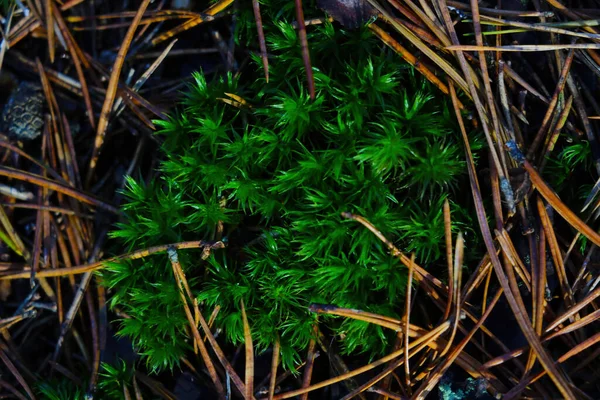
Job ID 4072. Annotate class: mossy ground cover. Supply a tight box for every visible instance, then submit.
[104,4,483,371]
[1,0,600,398]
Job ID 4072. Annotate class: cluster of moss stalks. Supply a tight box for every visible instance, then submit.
[104,2,483,372]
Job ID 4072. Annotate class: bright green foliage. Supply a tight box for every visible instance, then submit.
[36,380,86,400]
[35,361,152,400]
[97,360,137,399]
[544,138,595,202]
[105,2,478,372]
[0,0,13,12]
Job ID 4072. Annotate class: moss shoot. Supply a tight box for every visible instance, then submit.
[105,3,480,372]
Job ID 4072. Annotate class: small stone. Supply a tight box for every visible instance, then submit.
[171,0,193,9]
[1,81,45,141]
[316,0,375,29]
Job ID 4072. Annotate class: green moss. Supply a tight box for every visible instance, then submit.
[36,379,86,400]
[540,133,598,243]
[104,3,479,372]
[0,0,13,12]
[35,361,151,400]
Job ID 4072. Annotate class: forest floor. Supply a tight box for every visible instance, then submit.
[1,0,600,399]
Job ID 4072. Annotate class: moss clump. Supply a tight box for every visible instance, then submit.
[35,361,145,399]
[105,9,479,371]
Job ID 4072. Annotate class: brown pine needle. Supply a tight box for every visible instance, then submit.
[404,254,415,394]
[527,46,575,158]
[442,199,453,321]
[452,85,576,399]
[411,289,503,399]
[86,0,153,187]
[240,300,254,399]
[0,205,29,258]
[507,141,600,248]
[0,166,119,214]
[0,346,36,400]
[268,336,280,400]
[537,198,575,308]
[447,43,600,51]
[369,24,464,109]
[369,0,471,94]
[168,247,251,399]
[273,321,450,399]
[123,383,133,400]
[538,95,574,171]
[294,0,315,99]
[340,323,449,400]
[53,266,96,363]
[252,0,269,82]
[299,323,318,400]
[438,233,464,358]
[45,0,54,62]
[167,247,226,399]
[0,139,68,183]
[341,212,445,291]
[52,4,95,130]
[133,376,144,400]
[150,0,234,46]
[0,240,225,280]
